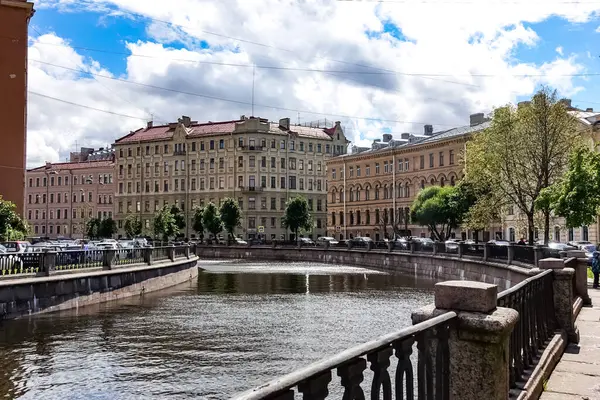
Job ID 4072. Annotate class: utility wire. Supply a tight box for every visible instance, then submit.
[30,60,462,127]
[29,91,149,120]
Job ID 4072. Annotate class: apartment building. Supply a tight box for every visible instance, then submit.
[327,113,492,241]
[25,148,116,238]
[0,0,34,214]
[113,115,349,240]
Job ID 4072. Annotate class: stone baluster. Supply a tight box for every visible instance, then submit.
[565,250,591,306]
[102,249,116,270]
[144,247,153,265]
[507,243,515,265]
[538,258,580,343]
[483,242,491,261]
[37,249,56,277]
[184,244,191,259]
[412,281,518,400]
[168,245,175,262]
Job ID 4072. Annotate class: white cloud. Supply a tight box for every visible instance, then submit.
[556,46,564,56]
[596,25,600,32]
[26,0,600,167]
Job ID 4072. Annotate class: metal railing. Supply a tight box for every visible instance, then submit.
[0,253,43,275]
[55,249,104,270]
[152,246,170,262]
[512,245,536,265]
[114,248,145,266]
[174,246,187,258]
[232,312,456,400]
[497,269,555,388]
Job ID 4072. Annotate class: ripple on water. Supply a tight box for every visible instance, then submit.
[0,261,434,399]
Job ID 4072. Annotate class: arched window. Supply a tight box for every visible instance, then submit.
[331,191,336,203]
[349,211,354,225]
[404,207,410,224]
[356,188,360,202]
[450,176,455,186]
[430,178,435,186]
[332,212,336,226]
[421,180,425,189]
[440,177,445,187]
[375,185,380,200]
[389,186,393,198]
[383,185,388,199]
[339,211,344,225]
[375,209,380,223]
[356,210,361,225]
[365,188,370,201]
[509,227,515,242]
[350,190,354,202]
[366,210,371,224]
[397,184,402,198]
[405,183,410,198]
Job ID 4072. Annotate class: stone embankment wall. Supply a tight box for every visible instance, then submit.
[0,257,199,320]
[196,246,533,288]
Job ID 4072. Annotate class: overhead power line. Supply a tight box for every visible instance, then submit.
[22,37,600,78]
[29,91,148,120]
[30,60,463,127]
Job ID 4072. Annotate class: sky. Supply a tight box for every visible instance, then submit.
[24,0,600,167]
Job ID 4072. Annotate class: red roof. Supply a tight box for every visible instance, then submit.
[27,160,114,173]
[115,120,243,144]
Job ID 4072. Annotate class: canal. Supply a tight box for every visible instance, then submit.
[0,260,434,399]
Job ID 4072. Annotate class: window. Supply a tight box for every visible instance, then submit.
[429,153,434,168]
[192,142,197,151]
[375,163,380,174]
[219,157,225,169]
[308,143,313,152]
[308,160,313,171]
[383,162,388,174]
[317,199,322,211]
[280,140,286,150]
[317,144,322,153]
[210,140,215,150]
[582,226,589,241]
[261,156,266,168]
[219,139,224,149]
[449,150,455,165]
[289,176,297,189]
[439,151,444,166]
[248,198,256,210]
[271,176,276,188]
[281,158,286,169]
[289,158,296,170]
[271,157,276,168]
[290,140,295,151]
[271,197,276,210]
[271,140,276,149]
[249,156,255,168]
[349,167,354,177]
[261,197,267,210]
[332,169,336,179]
[201,141,205,151]
[210,158,215,169]
[261,176,266,188]
[248,217,256,229]
[280,176,286,189]
[356,166,361,177]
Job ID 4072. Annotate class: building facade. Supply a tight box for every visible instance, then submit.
[113,116,349,240]
[25,148,116,238]
[0,0,34,214]
[326,114,492,241]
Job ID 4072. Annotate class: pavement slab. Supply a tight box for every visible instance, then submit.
[542,286,600,399]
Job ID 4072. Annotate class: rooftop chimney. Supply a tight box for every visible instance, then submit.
[147,120,153,129]
[279,117,290,131]
[45,161,51,169]
[586,108,594,112]
[401,132,410,140]
[181,115,192,127]
[424,124,433,136]
[382,133,392,143]
[470,113,487,127]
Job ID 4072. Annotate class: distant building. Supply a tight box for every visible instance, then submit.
[24,147,116,238]
[113,116,349,240]
[0,0,35,214]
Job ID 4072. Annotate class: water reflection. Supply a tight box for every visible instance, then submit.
[0,261,433,399]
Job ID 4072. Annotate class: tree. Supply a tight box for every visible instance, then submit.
[0,197,28,241]
[282,197,313,242]
[170,205,186,232]
[98,218,117,238]
[465,88,579,244]
[192,206,205,241]
[124,214,143,238]
[219,198,242,243]
[86,218,101,239]
[410,185,472,241]
[153,205,178,242]
[202,202,223,240]
[538,146,600,229]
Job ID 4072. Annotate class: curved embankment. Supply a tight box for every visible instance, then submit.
[195,246,533,288]
[0,256,199,320]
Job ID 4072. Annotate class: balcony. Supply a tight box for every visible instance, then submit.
[239,186,264,194]
[174,149,186,156]
[238,145,264,152]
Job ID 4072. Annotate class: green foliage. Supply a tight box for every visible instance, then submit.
[86,218,101,239]
[170,205,186,231]
[219,198,242,241]
[192,206,205,239]
[153,205,179,241]
[0,197,29,241]
[464,87,580,244]
[282,197,313,240]
[124,214,143,238]
[410,185,473,241]
[202,202,223,238]
[539,146,600,228]
[98,217,117,238]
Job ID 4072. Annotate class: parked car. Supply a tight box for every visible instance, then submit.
[299,237,316,246]
[234,238,248,245]
[546,242,577,251]
[316,236,339,246]
[349,237,373,248]
[488,240,510,246]
[1,241,30,254]
[445,239,461,253]
[414,237,434,250]
[394,237,410,250]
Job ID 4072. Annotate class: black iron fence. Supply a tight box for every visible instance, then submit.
[55,249,104,270]
[497,269,555,388]
[114,248,146,266]
[231,312,456,400]
[152,246,170,262]
[0,253,43,275]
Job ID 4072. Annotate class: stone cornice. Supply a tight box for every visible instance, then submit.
[0,0,34,14]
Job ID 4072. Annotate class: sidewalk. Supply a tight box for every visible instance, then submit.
[541,284,600,399]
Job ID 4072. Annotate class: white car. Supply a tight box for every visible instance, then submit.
[234,238,248,245]
[316,237,339,246]
[299,237,316,246]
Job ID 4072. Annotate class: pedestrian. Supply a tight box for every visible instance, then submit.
[517,238,526,245]
[592,251,600,289]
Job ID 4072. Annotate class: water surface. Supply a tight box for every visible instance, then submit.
[0,260,434,399]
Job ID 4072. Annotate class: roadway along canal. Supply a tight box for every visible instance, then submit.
[0,260,434,399]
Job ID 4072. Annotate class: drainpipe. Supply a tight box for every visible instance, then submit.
[343,157,347,239]
[392,152,396,239]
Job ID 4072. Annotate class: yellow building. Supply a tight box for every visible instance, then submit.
[326,113,492,241]
[113,115,349,240]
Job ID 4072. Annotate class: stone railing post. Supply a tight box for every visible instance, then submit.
[533,246,544,267]
[272,240,277,249]
[144,247,153,265]
[507,243,515,265]
[412,281,518,400]
[458,241,465,258]
[37,249,56,277]
[387,240,394,252]
[432,241,438,255]
[102,249,116,270]
[483,242,491,261]
[367,241,374,251]
[168,245,175,262]
[347,240,354,250]
[565,250,591,305]
[185,244,191,259]
[538,258,579,343]
[324,241,330,250]
[408,239,414,254]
